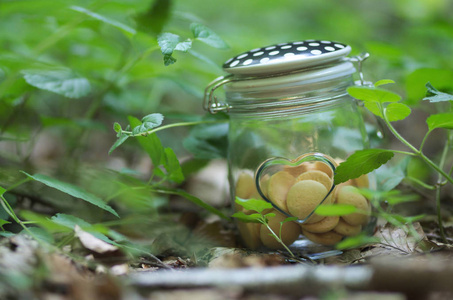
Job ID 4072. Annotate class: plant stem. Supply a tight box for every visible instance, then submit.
[123,120,225,137]
[264,222,295,257]
[435,131,451,243]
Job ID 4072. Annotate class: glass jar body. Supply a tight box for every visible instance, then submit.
[228,80,373,251]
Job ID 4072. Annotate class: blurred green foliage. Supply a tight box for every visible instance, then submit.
[0,0,452,262]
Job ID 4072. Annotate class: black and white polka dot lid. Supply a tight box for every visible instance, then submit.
[223,40,351,76]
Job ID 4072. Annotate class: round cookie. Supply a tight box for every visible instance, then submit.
[260,210,301,250]
[237,221,262,250]
[334,219,362,236]
[336,185,370,226]
[235,171,255,199]
[353,174,369,188]
[267,171,295,212]
[286,180,331,221]
[296,170,333,191]
[301,215,339,233]
[313,161,334,178]
[283,163,310,177]
[302,229,343,246]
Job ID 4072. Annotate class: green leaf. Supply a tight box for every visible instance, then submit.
[264,213,277,220]
[21,172,119,218]
[20,210,70,232]
[232,211,262,223]
[0,219,11,228]
[334,149,395,184]
[427,113,453,132]
[405,69,453,104]
[70,6,136,36]
[281,216,298,224]
[0,231,14,238]
[424,82,453,103]
[190,23,229,49]
[374,79,395,87]
[108,133,129,155]
[183,122,228,159]
[50,213,91,229]
[135,0,171,35]
[375,157,410,191]
[336,234,380,250]
[385,103,411,122]
[128,116,164,167]
[163,148,185,184]
[386,193,419,205]
[235,197,273,214]
[22,69,91,99]
[132,113,164,135]
[347,86,401,104]
[364,102,382,118]
[157,33,192,65]
[0,186,5,196]
[314,204,357,216]
[113,122,122,134]
[156,188,230,220]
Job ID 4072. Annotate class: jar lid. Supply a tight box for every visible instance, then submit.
[223,40,351,76]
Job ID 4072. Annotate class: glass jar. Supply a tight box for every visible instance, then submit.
[204,40,374,254]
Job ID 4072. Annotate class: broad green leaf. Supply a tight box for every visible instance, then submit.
[50,213,91,229]
[427,113,453,132]
[135,0,171,34]
[424,82,453,103]
[22,69,91,99]
[235,197,273,214]
[0,186,5,196]
[264,213,276,220]
[314,204,357,216]
[132,113,164,135]
[232,211,262,223]
[174,39,192,52]
[386,193,419,205]
[336,234,380,250]
[364,102,382,118]
[156,188,229,220]
[70,6,136,36]
[334,149,394,184]
[374,79,395,87]
[158,32,181,55]
[20,210,70,232]
[163,148,185,184]
[108,133,129,155]
[190,23,229,49]
[347,86,401,104]
[21,172,119,218]
[406,69,453,104]
[128,116,164,168]
[385,103,411,122]
[375,157,410,191]
[141,113,164,128]
[183,123,228,159]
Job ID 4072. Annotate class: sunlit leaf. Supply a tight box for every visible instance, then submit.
[427,113,453,132]
[385,103,411,122]
[348,86,401,104]
[232,211,262,223]
[50,213,91,229]
[364,102,382,118]
[128,116,164,167]
[190,23,229,49]
[163,147,185,184]
[336,234,380,250]
[22,69,91,99]
[314,204,357,216]
[334,149,394,184]
[113,122,122,133]
[235,197,272,214]
[374,79,395,87]
[21,172,119,217]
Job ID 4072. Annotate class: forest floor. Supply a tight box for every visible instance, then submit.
[1,217,453,300]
